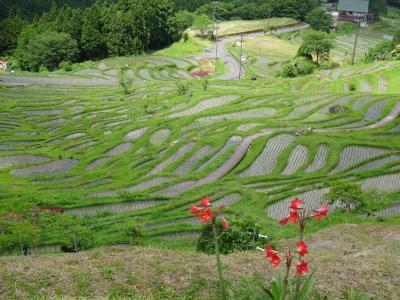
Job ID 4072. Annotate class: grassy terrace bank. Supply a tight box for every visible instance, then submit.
[0,224,398,299]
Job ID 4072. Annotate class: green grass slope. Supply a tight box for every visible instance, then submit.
[0,223,398,299]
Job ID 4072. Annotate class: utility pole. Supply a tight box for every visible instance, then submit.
[351,15,364,66]
[267,0,272,31]
[213,3,218,61]
[239,33,244,80]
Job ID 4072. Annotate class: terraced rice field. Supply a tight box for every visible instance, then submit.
[0,56,399,251]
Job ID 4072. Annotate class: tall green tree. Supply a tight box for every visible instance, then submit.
[306,7,332,33]
[0,10,28,52]
[16,30,79,71]
[369,0,388,18]
[81,4,107,60]
[298,30,333,64]
[192,14,212,37]
[324,181,366,213]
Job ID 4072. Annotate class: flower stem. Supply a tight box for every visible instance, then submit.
[282,264,290,300]
[212,224,227,300]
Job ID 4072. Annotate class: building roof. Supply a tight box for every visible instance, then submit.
[338,0,369,13]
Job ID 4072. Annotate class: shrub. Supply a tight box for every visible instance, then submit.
[183,32,189,42]
[59,61,72,72]
[16,31,78,72]
[281,64,299,78]
[364,41,392,62]
[119,65,133,94]
[196,215,261,255]
[281,57,317,78]
[349,83,357,91]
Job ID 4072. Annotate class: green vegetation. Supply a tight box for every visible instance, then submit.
[0,224,398,299]
[305,7,331,33]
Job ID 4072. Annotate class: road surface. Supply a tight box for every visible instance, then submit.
[0,23,310,85]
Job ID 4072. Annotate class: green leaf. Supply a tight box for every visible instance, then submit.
[297,269,315,300]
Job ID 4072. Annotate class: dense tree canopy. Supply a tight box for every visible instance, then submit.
[16,31,79,71]
[298,30,333,64]
[306,7,332,33]
[6,0,182,71]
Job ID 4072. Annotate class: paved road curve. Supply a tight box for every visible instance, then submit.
[0,23,310,86]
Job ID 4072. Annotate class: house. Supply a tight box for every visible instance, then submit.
[337,0,371,22]
[0,60,10,72]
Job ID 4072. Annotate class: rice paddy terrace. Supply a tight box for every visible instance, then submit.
[0,56,400,250]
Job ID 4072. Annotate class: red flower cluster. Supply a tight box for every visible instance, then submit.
[190,196,229,230]
[264,198,328,276]
[279,198,328,225]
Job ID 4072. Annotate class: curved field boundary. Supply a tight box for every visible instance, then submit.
[152,180,196,196]
[319,96,353,113]
[360,80,372,93]
[0,155,50,169]
[196,108,277,125]
[361,102,400,130]
[240,134,296,177]
[25,109,65,115]
[145,194,240,228]
[214,193,241,207]
[65,200,162,217]
[266,188,330,220]
[330,146,388,174]
[126,177,171,193]
[86,157,111,171]
[281,145,309,176]
[361,173,400,193]
[169,95,240,118]
[368,203,400,218]
[64,132,86,140]
[174,146,214,175]
[237,123,262,131]
[11,159,79,177]
[196,136,242,172]
[284,96,337,119]
[352,155,400,172]
[149,129,171,145]
[106,143,133,156]
[353,96,376,111]
[364,99,389,122]
[123,127,149,142]
[149,143,195,175]
[304,144,329,173]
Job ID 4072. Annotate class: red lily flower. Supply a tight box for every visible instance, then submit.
[266,244,282,267]
[199,196,211,208]
[296,241,309,257]
[312,203,328,221]
[289,197,302,210]
[190,204,201,216]
[199,208,213,224]
[222,217,229,231]
[279,216,290,225]
[296,260,309,276]
[288,211,300,224]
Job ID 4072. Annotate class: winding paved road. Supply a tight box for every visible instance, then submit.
[0,23,310,86]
